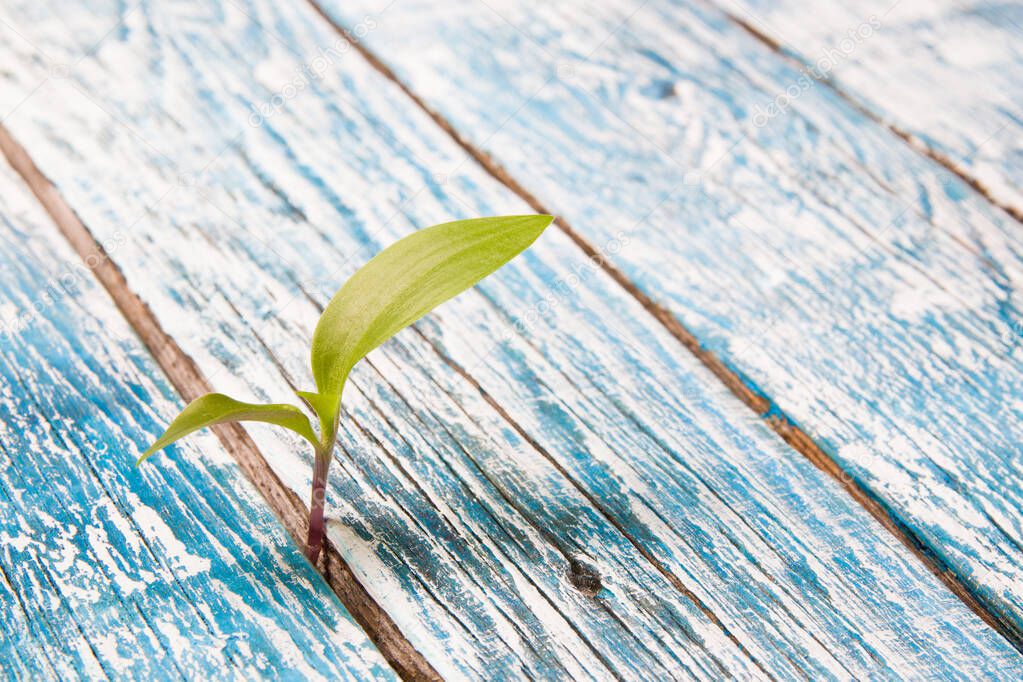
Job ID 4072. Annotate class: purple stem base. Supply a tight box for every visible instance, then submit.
[305,450,330,565]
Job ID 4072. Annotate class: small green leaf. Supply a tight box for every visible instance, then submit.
[310,215,552,420]
[137,393,318,464]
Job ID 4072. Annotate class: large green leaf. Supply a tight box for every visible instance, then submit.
[137,393,319,464]
[309,215,552,419]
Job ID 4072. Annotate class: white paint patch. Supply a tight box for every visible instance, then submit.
[130,503,212,578]
[0,531,34,553]
[889,281,970,322]
[91,631,135,672]
[0,302,20,327]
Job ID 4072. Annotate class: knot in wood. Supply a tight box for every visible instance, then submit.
[568,558,602,596]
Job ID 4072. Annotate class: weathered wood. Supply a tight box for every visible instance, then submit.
[0,147,394,679]
[0,122,443,681]
[1,0,1020,678]
[714,0,1023,221]
[311,0,1023,645]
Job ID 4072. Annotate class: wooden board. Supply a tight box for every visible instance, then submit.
[713,0,1023,220]
[311,0,1023,644]
[0,143,394,679]
[0,0,1020,678]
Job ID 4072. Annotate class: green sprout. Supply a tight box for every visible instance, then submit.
[137,215,553,564]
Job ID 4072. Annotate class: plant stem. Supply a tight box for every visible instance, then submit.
[305,447,331,565]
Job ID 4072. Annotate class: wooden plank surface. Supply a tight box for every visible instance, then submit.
[313,0,1023,646]
[0,141,394,679]
[714,0,1023,221]
[0,0,1020,678]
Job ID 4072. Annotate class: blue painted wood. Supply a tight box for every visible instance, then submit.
[0,156,394,678]
[313,0,1023,644]
[0,0,1020,678]
[715,0,1023,219]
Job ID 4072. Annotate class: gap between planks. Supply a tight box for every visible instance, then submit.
[0,124,442,682]
[301,0,1023,652]
[720,10,1023,227]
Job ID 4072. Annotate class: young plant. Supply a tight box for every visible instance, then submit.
[137,215,552,564]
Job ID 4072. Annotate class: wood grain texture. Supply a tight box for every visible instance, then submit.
[0,121,442,681]
[0,0,1020,678]
[0,144,394,679]
[713,0,1023,221]
[313,0,1023,647]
